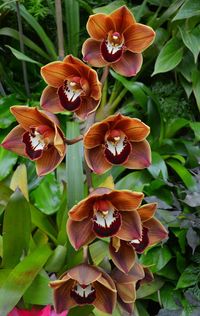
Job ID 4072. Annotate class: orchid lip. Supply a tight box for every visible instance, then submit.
[130,227,149,253]
[104,133,131,165]
[58,80,82,112]
[22,129,46,160]
[92,209,121,237]
[71,283,96,304]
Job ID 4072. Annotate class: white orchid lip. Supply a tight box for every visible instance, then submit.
[71,282,96,304]
[58,79,83,112]
[22,128,48,160]
[130,227,149,253]
[101,31,124,63]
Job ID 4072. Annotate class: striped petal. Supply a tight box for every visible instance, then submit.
[40,86,64,113]
[123,140,151,169]
[112,51,143,77]
[86,14,114,40]
[82,39,108,67]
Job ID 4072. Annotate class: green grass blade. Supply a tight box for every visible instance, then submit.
[64,0,80,56]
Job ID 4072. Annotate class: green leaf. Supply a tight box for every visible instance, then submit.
[140,246,172,273]
[166,159,197,190]
[66,122,84,209]
[64,0,80,56]
[192,69,200,112]
[89,241,109,265]
[31,173,62,215]
[165,118,188,138]
[93,0,125,14]
[116,170,151,191]
[179,26,200,63]
[0,147,18,181]
[176,265,199,289]
[0,94,18,128]
[0,244,52,315]
[190,122,200,141]
[147,152,168,181]
[160,284,181,310]
[68,306,94,316]
[45,245,67,272]
[5,45,41,65]
[137,277,164,298]
[152,38,183,75]
[2,190,31,268]
[0,183,12,215]
[173,0,200,20]
[155,0,185,27]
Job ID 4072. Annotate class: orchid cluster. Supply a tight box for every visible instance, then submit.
[1,6,168,315]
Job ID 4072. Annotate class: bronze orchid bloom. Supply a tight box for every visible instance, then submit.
[41,55,101,120]
[49,264,117,314]
[67,187,144,250]
[82,5,155,77]
[109,203,168,273]
[1,106,66,176]
[84,114,151,174]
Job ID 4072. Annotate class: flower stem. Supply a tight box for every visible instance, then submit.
[55,0,65,60]
[83,245,89,263]
[109,87,127,112]
[100,66,109,85]
[65,135,83,145]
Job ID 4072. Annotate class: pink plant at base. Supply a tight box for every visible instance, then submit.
[8,305,67,316]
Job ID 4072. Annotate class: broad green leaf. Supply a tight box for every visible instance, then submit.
[31,173,62,215]
[176,265,199,289]
[0,94,18,128]
[179,75,193,98]
[66,122,84,209]
[140,246,172,273]
[190,122,200,141]
[137,277,164,298]
[160,284,180,310]
[45,245,67,272]
[0,147,18,181]
[5,45,41,65]
[166,159,197,190]
[116,170,151,191]
[0,244,52,316]
[136,302,150,316]
[93,306,121,316]
[2,190,31,268]
[93,0,125,14]
[89,241,109,265]
[68,306,94,316]
[173,0,200,20]
[10,164,29,201]
[177,51,195,82]
[155,0,185,27]
[165,118,189,138]
[0,183,12,215]
[152,38,183,75]
[192,69,200,112]
[65,0,80,56]
[0,269,12,288]
[0,235,2,258]
[147,97,163,142]
[179,26,200,63]
[148,152,168,181]
[99,175,114,189]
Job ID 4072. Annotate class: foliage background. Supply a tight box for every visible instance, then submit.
[0,0,200,315]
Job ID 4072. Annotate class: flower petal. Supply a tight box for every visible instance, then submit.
[112,262,145,284]
[123,140,151,169]
[68,264,102,285]
[85,146,112,174]
[138,203,157,222]
[69,195,96,221]
[67,218,95,250]
[112,51,143,77]
[52,279,76,312]
[87,68,102,100]
[40,86,64,113]
[109,239,136,273]
[53,123,66,157]
[94,281,116,314]
[82,39,108,67]
[75,98,99,120]
[116,211,142,241]
[36,146,64,176]
[97,270,117,292]
[117,297,134,315]
[114,117,150,141]
[117,282,136,303]
[1,125,26,156]
[144,218,168,245]
[84,121,109,149]
[41,61,79,88]
[110,6,136,33]
[124,23,155,53]
[86,14,114,40]
[108,190,144,211]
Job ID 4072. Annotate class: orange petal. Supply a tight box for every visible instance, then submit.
[75,98,100,121]
[88,68,102,100]
[144,218,168,245]
[123,140,151,169]
[84,121,109,148]
[124,23,155,53]
[112,51,143,77]
[82,39,108,67]
[41,61,78,88]
[117,283,136,303]
[97,271,117,292]
[115,117,150,141]
[116,211,142,241]
[110,6,136,33]
[36,146,65,176]
[85,146,112,174]
[69,195,96,221]
[109,239,136,273]
[86,13,114,40]
[53,123,66,156]
[67,217,95,250]
[1,125,26,156]
[108,190,144,211]
[68,264,102,285]
[94,281,116,314]
[138,203,157,222]
[52,279,76,312]
[40,86,64,113]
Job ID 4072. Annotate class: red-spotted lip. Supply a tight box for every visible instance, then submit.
[92,210,122,237]
[22,130,44,161]
[104,138,131,165]
[70,283,96,304]
[100,39,124,63]
[130,227,149,253]
[58,85,81,112]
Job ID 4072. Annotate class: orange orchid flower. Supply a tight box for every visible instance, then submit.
[84,114,151,174]
[67,187,144,250]
[40,55,101,120]
[49,263,117,314]
[1,106,66,176]
[109,203,168,273]
[82,5,155,77]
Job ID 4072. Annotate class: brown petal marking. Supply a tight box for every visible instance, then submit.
[40,86,64,113]
[116,211,142,241]
[68,264,102,285]
[85,146,112,174]
[144,218,168,245]
[116,282,136,303]
[36,146,64,176]
[82,39,108,67]
[69,195,96,221]
[52,279,76,312]
[84,121,109,149]
[67,218,95,250]
[137,203,157,222]
[112,51,143,77]
[109,239,136,273]
[114,117,150,141]
[108,190,144,211]
[75,98,99,121]
[1,125,26,156]
[124,23,155,53]
[123,140,151,169]
[86,14,114,40]
[110,6,136,33]
[94,281,116,314]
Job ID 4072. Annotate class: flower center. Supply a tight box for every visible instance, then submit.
[71,283,96,304]
[58,78,83,112]
[101,31,124,63]
[104,129,131,165]
[130,227,149,253]
[92,200,121,237]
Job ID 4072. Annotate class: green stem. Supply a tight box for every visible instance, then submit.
[108,79,122,105]
[55,0,65,60]
[109,87,127,112]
